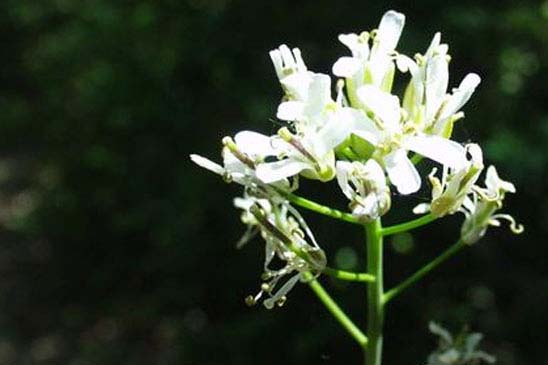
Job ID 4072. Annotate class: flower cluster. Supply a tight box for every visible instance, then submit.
[234,192,326,309]
[426,322,496,365]
[190,10,522,307]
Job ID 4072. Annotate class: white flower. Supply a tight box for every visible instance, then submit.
[333,10,405,98]
[460,166,524,244]
[235,194,326,309]
[276,72,333,132]
[190,131,293,190]
[336,159,391,222]
[350,85,467,194]
[413,143,484,217]
[257,79,362,183]
[270,44,312,101]
[396,33,481,136]
[427,322,496,365]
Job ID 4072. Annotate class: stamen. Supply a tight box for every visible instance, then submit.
[249,204,294,247]
[358,31,369,43]
[284,202,320,248]
[245,295,256,306]
[278,128,317,163]
[222,136,255,169]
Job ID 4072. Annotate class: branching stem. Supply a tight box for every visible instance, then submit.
[381,213,437,236]
[383,240,466,304]
[306,273,368,348]
[283,192,361,225]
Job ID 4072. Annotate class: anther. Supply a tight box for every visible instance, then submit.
[245,295,256,306]
[358,31,369,42]
[276,296,287,307]
[222,136,255,169]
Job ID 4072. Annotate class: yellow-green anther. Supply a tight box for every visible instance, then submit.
[222,136,255,169]
[278,127,317,163]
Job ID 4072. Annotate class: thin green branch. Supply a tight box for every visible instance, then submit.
[381,213,437,236]
[323,267,376,283]
[383,240,466,304]
[283,192,361,225]
[305,272,368,348]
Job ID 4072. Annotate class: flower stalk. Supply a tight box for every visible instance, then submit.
[365,219,384,365]
[383,240,466,304]
[381,213,437,236]
[306,272,369,348]
[283,191,361,225]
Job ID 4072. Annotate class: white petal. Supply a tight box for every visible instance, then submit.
[375,10,405,54]
[413,203,431,214]
[425,55,449,120]
[222,150,246,174]
[357,85,401,130]
[336,161,354,200]
[303,73,332,116]
[256,159,309,183]
[343,108,381,145]
[364,159,387,185]
[235,131,276,157]
[332,57,361,77]
[269,47,284,79]
[405,135,466,169]
[466,143,484,167]
[462,195,475,213]
[438,73,481,120]
[351,130,380,146]
[281,72,313,100]
[396,54,417,73]
[280,44,296,69]
[190,154,225,175]
[424,32,441,58]
[485,166,516,194]
[384,149,421,195]
[313,109,356,155]
[292,48,307,72]
[338,33,368,58]
[277,101,305,121]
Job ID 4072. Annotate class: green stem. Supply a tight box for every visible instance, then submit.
[381,213,436,236]
[365,219,384,365]
[383,240,466,304]
[323,267,376,283]
[283,192,360,225]
[305,272,368,348]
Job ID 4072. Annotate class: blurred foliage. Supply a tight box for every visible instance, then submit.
[0,0,546,364]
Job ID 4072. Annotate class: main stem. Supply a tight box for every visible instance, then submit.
[365,219,383,365]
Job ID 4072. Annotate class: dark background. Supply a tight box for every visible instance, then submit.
[0,0,546,364]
